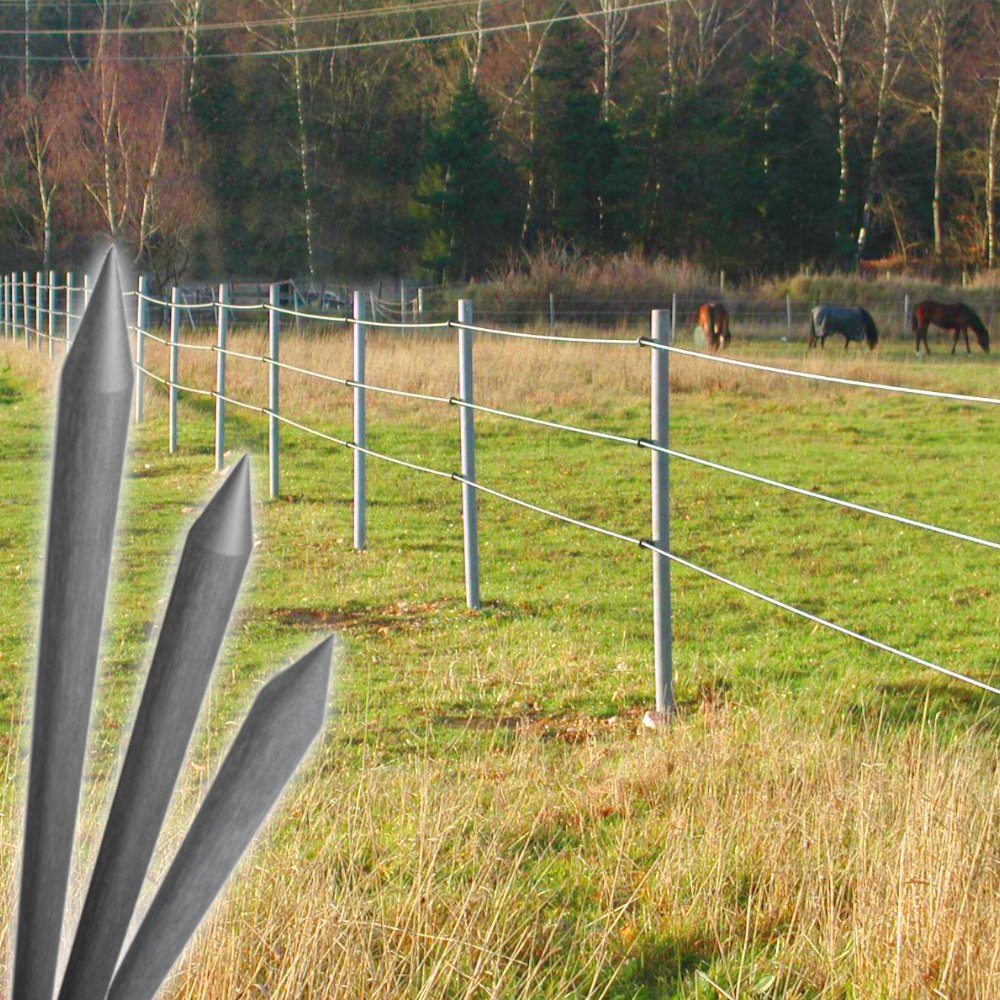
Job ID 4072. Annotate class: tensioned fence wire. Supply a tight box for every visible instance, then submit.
[14,298,1000,696]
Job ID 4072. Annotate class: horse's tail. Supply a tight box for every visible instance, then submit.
[862,308,879,348]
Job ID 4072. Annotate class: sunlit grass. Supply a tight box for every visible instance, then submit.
[2,330,1000,997]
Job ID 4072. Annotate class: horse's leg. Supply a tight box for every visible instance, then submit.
[951,329,958,355]
[964,328,971,355]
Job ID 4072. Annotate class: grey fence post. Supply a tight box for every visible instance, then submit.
[903,293,910,340]
[13,273,21,344]
[23,271,32,349]
[458,299,481,610]
[47,270,56,357]
[3,275,8,339]
[216,283,229,472]
[135,276,147,423]
[786,294,793,337]
[353,290,367,549]
[670,292,677,344]
[66,272,75,342]
[720,270,725,292]
[417,286,425,321]
[169,286,179,453]
[269,283,280,498]
[549,292,556,328]
[650,309,674,720]
[36,270,45,352]
[84,272,91,307]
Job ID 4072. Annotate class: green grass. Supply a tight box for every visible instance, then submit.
[3,335,1000,997]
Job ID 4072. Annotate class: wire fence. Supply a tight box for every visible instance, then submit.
[5,274,1000,713]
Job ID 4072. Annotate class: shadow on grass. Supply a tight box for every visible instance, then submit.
[610,931,715,1000]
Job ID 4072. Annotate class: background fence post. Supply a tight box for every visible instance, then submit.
[3,275,8,339]
[13,273,20,344]
[36,270,45,352]
[670,292,677,343]
[23,271,32,349]
[84,272,91,308]
[786,294,793,337]
[549,292,556,328]
[458,299,481,610]
[417,287,425,321]
[66,272,75,342]
[216,283,228,471]
[903,293,910,341]
[169,286,179,453]
[47,270,56,358]
[649,309,674,721]
[353,290,367,549]
[135,276,147,423]
[269,282,280,498]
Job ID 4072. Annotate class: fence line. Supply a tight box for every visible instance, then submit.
[5,274,999,712]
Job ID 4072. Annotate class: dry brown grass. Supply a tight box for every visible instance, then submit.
[128,325,988,436]
[49,700,999,998]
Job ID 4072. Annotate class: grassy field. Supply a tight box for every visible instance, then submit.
[3,326,1000,997]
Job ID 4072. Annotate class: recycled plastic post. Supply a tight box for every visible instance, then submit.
[11,250,133,1000]
[269,282,280,498]
[649,310,674,721]
[549,292,556,328]
[786,294,793,336]
[57,458,254,1000]
[457,299,481,609]
[47,270,56,358]
[84,272,91,307]
[904,294,910,341]
[36,270,45,352]
[216,283,229,471]
[169,286,179,453]
[353,291,367,549]
[3,275,8,338]
[670,292,677,344]
[135,276,147,423]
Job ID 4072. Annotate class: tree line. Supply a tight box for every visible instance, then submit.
[1,0,999,286]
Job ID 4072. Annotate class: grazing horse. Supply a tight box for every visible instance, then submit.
[911,301,990,355]
[808,304,879,350]
[696,302,730,352]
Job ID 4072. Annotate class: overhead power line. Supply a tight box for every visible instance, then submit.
[0,0,673,60]
[1,0,514,35]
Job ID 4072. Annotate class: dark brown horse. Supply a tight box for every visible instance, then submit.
[696,302,730,352]
[911,301,990,355]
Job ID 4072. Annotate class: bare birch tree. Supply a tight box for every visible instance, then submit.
[801,0,861,207]
[855,0,902,260]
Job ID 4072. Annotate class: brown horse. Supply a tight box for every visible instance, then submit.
[911,301,990,355]
[696,302,730,352]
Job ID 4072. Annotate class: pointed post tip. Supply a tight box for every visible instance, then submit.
[189,455,253,556]
[65,248,133,393]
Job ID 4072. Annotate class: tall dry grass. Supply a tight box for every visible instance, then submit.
[38,698,995,998]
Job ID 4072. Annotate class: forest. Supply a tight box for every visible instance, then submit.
[1,0,999,286]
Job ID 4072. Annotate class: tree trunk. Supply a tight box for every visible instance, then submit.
[987,56,1000,266]
[290,10,316,284]
[933,67,945,263]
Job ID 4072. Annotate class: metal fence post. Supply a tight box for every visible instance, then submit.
[23,271,32,349]
[458,299,481,609]
[786,294,793,337]
[36,270,45,352]
[47,270,56,358]
[649,309,674,721]
[353,290,367,549]
[169,286,179,453]
[670,292,677,344]
[136,276,147,423]
[269,282,280,498]
[216,283,229,472]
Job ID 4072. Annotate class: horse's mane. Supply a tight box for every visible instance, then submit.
[966,307,989,339]
[859,307,879,346]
